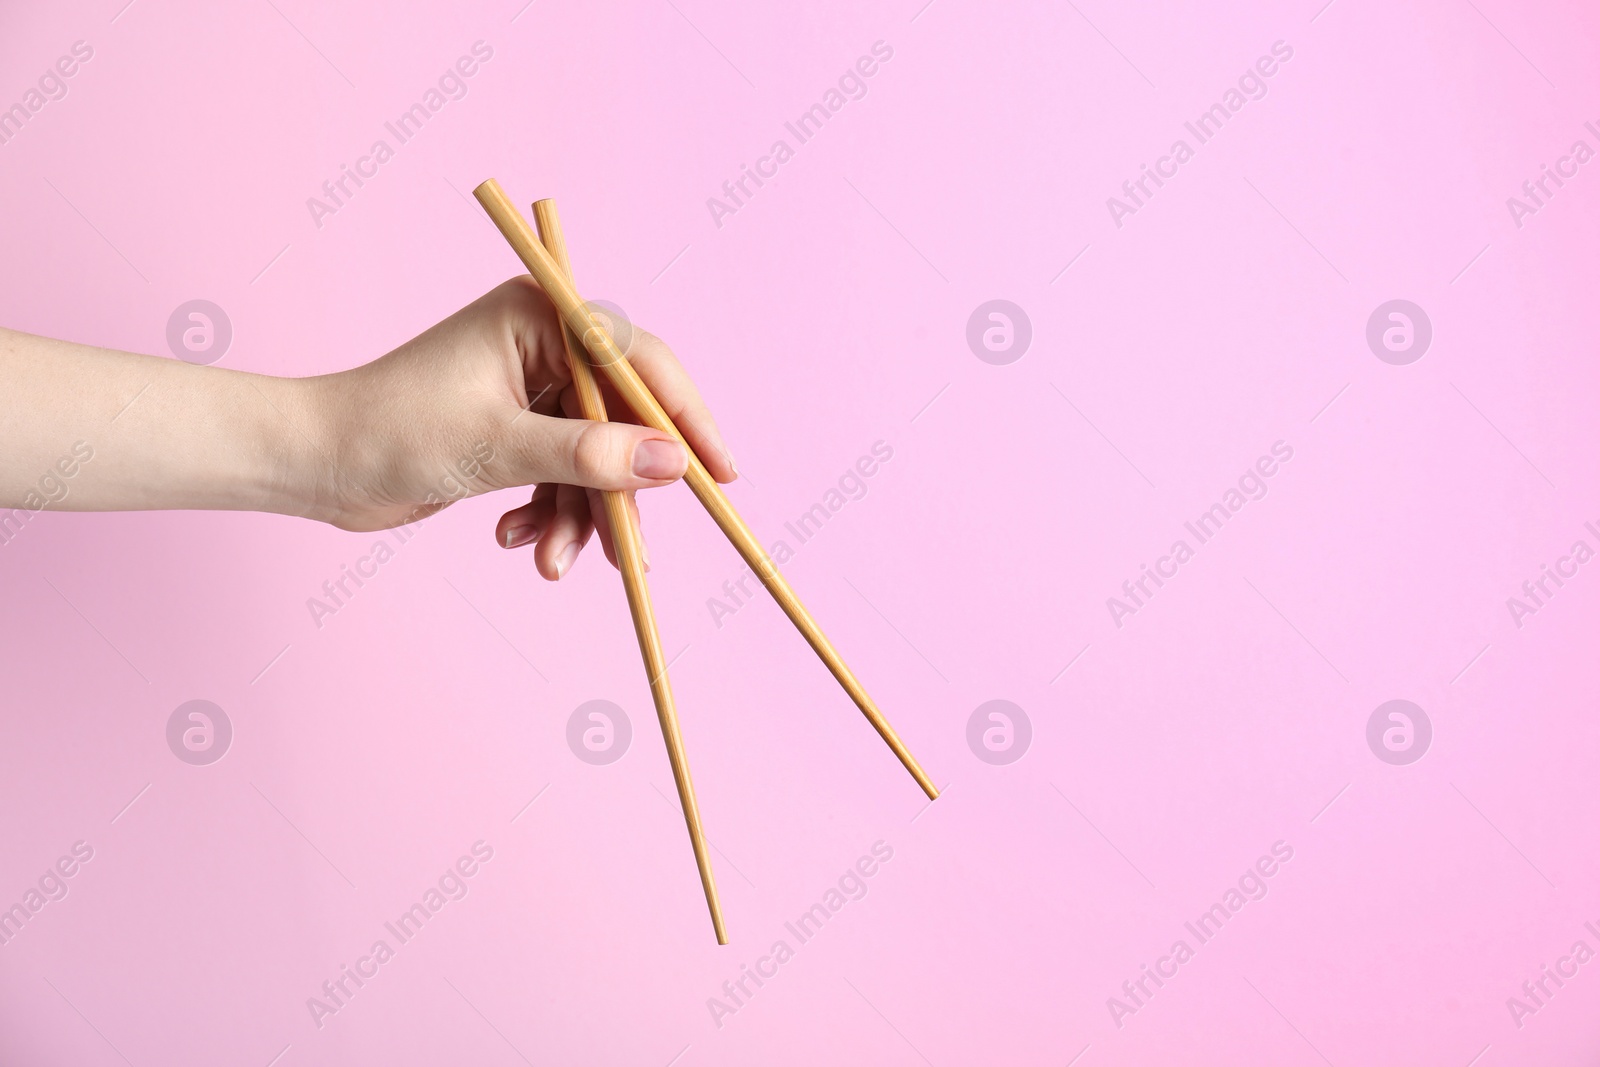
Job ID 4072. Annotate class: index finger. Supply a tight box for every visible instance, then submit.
[622,330,738,483]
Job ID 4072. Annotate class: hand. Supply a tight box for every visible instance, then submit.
[311,277,738,579]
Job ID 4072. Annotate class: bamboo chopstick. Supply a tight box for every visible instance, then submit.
[532,198,727,945]
[473,178,938,801]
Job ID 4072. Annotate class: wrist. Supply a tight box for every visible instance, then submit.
[264,371,350,525]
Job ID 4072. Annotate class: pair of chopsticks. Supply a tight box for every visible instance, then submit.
[474,179,937,944]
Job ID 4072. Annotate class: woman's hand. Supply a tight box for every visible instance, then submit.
[310,277,737,578]
[0,277,735,580]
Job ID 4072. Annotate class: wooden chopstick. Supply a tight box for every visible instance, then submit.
[532,198,727,945]
[475,178,938,801]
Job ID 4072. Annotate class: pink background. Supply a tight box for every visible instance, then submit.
[3,0,1600,1063]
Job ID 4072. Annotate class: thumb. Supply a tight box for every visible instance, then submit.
[498,412,689,491]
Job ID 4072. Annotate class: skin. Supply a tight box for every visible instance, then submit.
[0,277,737,580]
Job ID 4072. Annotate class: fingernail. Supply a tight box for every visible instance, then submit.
[554,541,580,579]
[504,526,538,549]
[642,538,651,571]
[632,438,687,480]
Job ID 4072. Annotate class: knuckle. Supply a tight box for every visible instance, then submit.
[500,274,543,303]
[635,329,667,360]
[491,276,556,331]
[571,421,626,484]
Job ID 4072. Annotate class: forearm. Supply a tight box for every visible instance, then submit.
[0,327,327,517]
